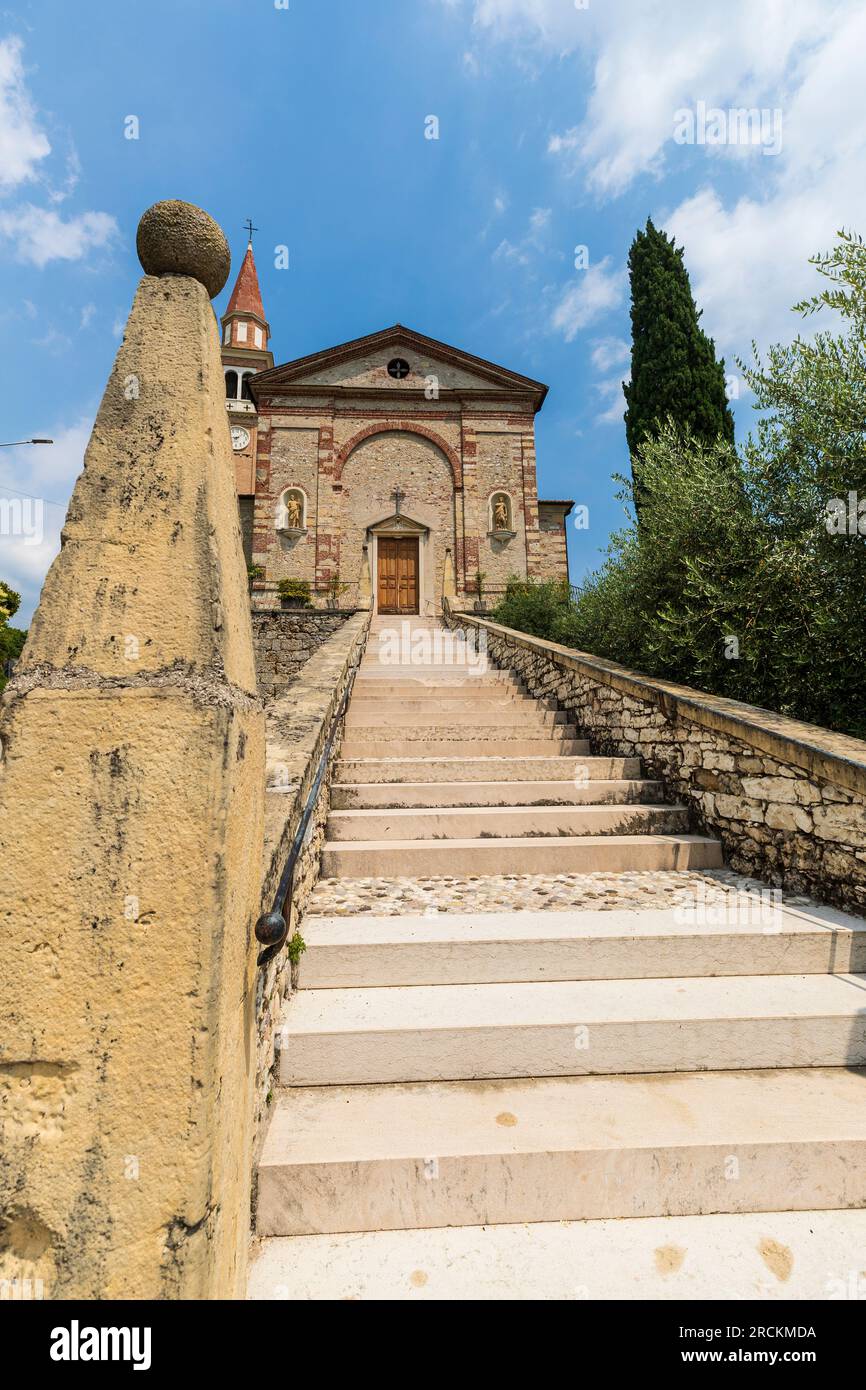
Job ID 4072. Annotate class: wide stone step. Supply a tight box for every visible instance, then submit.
[339,737,590,759]
[344,707,566,730]
[326,803,690,842]
[349,692,533,710]
[343,722,578,743]
[353,675,519,691]
[356,665,510,682]
[256,1067,866,1235]
[279,972,866,1085]
[320,832,722,877]
[330,778,663,809]
[334,755,640,784]
[248,1207,866,1300]
[298,903,866,988]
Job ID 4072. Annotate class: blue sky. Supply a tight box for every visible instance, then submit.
[2,0,864,623]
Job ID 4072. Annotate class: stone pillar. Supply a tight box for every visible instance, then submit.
[443,545,457,602]
[0,201,266,1300]
[359,542,372,607]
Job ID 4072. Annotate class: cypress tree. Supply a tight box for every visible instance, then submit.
[623,218,734,512]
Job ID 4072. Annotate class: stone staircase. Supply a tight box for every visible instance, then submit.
[249,619,866,1300]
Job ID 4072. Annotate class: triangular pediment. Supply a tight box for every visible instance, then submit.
[367,511,429,535]
[250,324,547,407]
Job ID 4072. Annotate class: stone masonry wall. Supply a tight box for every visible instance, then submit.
[252,611,370,1163]
[252,608,355,699]
[445,610,866,916]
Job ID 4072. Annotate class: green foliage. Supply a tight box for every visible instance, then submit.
[0,581,19,623]
[496,232,866,740]
[623,218,734,512]
[247,563,265,581]
[0,582,26,691]
[286,932,307,966]
[493,576,575,643]
[326,573,350,603]
[277,577,312,604]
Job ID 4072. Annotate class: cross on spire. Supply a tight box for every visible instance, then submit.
[391,486,406,515]
[243,217,258,245]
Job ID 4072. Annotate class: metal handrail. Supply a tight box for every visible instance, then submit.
[254,656,360,968]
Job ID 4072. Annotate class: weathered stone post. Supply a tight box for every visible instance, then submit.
[0,202,266,1299]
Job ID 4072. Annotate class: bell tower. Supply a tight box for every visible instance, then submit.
[220,222,273,552]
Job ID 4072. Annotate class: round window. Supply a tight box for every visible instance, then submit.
[387,358,411,379]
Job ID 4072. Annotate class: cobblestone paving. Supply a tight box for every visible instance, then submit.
[306,867,815,916]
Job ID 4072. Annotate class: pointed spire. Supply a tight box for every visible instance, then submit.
[221,230,270,357]
[225,242,266,321]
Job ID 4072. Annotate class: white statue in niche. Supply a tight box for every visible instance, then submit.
[493,495,509,531]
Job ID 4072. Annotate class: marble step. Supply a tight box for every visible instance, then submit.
[356,665,511,680]
[353,675,519,691]
[248,1207,866,1300]
[344,706,567,730]
[349,692,534,710]
[326,803,690,842]
[338,737,590,759]
[279,972,866,1085]
[257,1067,866,1235]
[334,755,639,784]
[342,721,578,743]
[330,777,662,809]
[320,831,722,877]
[298,903,866,988]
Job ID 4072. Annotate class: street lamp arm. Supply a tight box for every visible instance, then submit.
[0,438,54,447]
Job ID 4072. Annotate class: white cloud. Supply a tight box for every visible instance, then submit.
[0,417,91,620]
[452,0,866,364]
[595,374,629,427]
[0,36,51,189]
[590,336,630,372]
[0,38,116,268]
[461,2,835,192]
[80,302,96,330]
[469,0,587,50]
[662,5,866,355]
[0,203,117,267]
[46,145,82,205]
[493,205,552,266]
[550,258,626,341]
[33,324,72,353]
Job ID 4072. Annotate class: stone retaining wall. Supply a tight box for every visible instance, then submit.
[445,608,866,916]
[251,608,357,699]
[253,610,370,1154]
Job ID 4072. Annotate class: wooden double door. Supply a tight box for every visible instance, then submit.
[377,536,419,614]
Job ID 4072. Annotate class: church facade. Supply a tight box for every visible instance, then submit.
[222,241,572,614]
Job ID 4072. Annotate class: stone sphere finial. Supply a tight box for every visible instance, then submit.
[136,199,231,299]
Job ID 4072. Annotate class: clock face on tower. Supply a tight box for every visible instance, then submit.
[230,426,250,452]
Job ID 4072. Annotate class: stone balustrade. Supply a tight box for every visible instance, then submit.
[444,608,866,915]
[253,610,370,1150]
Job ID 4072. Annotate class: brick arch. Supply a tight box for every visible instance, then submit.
[333,422,462,489]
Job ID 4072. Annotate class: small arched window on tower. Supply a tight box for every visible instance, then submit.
[489,491,514,536]
[224,369,238,400]
[276,487,307,534]
[241,370,256,402]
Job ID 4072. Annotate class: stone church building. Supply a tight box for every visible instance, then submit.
[222,240,572,614]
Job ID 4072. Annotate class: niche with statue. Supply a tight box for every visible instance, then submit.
[488,491,516,539]
[276,487,307,537]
